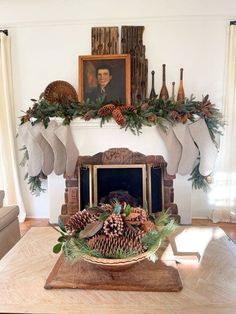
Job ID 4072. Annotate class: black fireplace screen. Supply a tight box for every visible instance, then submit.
[79,164,163,213]
[96,167,144,207]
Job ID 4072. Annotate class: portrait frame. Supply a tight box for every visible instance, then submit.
[79,54,131,105]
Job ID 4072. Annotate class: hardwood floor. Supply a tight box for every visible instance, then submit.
[19,218,236,242]
[20,218,50,236]
[192,218,236,242]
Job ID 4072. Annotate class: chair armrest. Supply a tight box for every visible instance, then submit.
[0,205,20,231]
[0,190,5,207]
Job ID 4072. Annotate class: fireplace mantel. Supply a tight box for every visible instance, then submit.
[48,118,192,224]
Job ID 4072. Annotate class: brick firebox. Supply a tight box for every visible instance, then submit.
[60,148,180,223]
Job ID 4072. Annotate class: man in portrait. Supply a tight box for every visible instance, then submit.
[84,63,125,103]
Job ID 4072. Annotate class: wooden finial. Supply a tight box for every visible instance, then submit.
[171,82,175,101]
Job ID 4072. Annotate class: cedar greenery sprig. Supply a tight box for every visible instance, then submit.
[19,145,46,196]
[154,208,172,226]
[24,172,46,196]
[188,162,210,192]
[63,238,104,260]
[141,211,177,262]
[142,211,176,250]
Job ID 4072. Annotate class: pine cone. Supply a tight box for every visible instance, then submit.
[169,110,182,123]
[88,234,146,257]
[198,95,213,117]
[97,104,115,117]
[123,224,144,240]
[141,103,149,111]
[84,110,94,121]
[119,105,135,112]
[65,210,98,234]
[148,113,158,123]
[140,220,156,232]
[128,207,147,225]
[112,108,126,127]
[103,214,124,237]
[180,112,190,123]
[100,203,114,214]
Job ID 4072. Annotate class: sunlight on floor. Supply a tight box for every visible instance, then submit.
[167,226,226,265]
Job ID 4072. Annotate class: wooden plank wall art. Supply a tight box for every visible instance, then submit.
[91,25,148,103]
[121,26,148,102]
[91,27,119,55]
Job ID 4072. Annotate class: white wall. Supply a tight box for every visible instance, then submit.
[1,0,236,220]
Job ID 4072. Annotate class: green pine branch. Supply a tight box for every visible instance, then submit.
[25,173,46,196]
[188,162,210,192]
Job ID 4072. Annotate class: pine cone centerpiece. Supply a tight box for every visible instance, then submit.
[103,214,124,237]
[54,201,176,270]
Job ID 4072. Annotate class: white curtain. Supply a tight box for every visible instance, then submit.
[0,32,26,222]
[208,24,236,223]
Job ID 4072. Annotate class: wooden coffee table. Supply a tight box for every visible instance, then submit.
[0,226,236,313]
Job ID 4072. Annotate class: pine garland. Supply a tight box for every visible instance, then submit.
[19,94,224,194]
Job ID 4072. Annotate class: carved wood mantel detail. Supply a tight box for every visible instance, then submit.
[61,148,179,223]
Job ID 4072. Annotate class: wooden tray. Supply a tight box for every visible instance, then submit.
[45,254,183,292]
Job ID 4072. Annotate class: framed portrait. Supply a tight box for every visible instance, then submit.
[79,54,131,104]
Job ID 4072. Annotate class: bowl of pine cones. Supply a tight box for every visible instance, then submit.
[53,201,176,271]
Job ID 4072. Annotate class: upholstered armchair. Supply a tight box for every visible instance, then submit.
[0,190,21,259]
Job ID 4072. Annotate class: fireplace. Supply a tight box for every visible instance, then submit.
[93,164,146,207]
[61,148,179,223]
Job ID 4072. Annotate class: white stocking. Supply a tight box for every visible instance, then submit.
[157,124,182,175]
[54,125,79,177]
[188,118,218,176]
[18,122,43,177]
[30,123,54,175]
[41,121,66,175]
[173,123,199,175]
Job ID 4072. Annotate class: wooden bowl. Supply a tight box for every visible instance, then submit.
[80,247,160,271]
